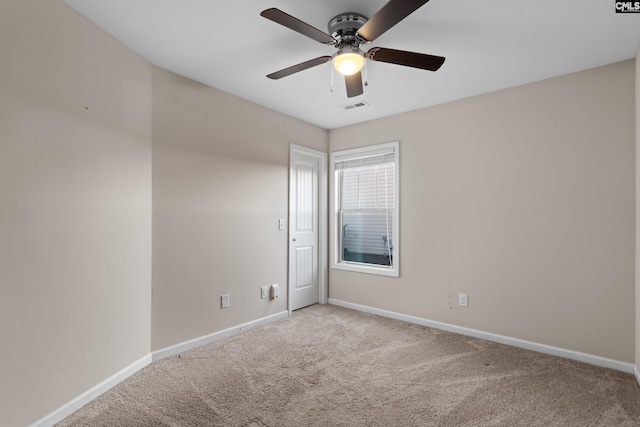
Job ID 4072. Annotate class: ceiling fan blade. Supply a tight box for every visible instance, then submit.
[267,56,332,80]
[366,47,445,71]
[357,0,430,42]
[261,8,335,45]
[345,72,364,98]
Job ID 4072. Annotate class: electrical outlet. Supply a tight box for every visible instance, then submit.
[261,285,269,299]
[221,294,230,309]
[458,293,468,307]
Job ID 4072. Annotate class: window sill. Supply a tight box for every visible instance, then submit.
[331,261,399,277]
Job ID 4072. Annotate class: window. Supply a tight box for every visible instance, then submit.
[330,142,399,277]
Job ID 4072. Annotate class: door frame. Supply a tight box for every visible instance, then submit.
[288,144,328,316]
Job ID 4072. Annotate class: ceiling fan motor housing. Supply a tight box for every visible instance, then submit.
[328,12,368,51]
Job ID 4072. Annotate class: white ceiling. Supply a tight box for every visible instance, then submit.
[63,0,640,130]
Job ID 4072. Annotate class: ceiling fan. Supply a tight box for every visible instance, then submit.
[260,0,445,98]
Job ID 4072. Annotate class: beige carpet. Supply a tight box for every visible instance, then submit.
[57,304,640,426]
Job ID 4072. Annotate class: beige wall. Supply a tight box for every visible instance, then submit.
[0,1,152,426]
[636,50,640,374]
[329,60,636,363]
[151,67,327,351]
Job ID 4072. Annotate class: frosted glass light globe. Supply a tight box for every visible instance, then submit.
[333,53,364,76]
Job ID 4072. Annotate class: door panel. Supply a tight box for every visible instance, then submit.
[295,246,313,289]
[296,165,313,231]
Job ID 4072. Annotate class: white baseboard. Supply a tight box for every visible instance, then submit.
[29,354,152,427]
[634,366,640,387]
[151,310,289,361]
[328,298,634,374]
[30,310,288,427]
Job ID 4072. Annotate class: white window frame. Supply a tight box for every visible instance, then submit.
[330,141,400,277]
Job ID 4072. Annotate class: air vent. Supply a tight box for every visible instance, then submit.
[341,100,369,110]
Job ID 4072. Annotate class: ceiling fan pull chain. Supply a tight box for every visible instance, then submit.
[330,59,335,92]
[364,60,369,87]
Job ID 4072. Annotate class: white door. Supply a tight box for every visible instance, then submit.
[289,149,320,311]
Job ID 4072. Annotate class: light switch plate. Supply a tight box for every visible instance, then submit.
[458,293,468,307]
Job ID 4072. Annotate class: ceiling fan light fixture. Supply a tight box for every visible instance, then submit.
[333,49,364,76]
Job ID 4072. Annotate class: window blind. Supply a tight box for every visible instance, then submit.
[333,147,395,170]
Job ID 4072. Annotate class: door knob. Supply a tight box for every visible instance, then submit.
[292,237,297,242]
